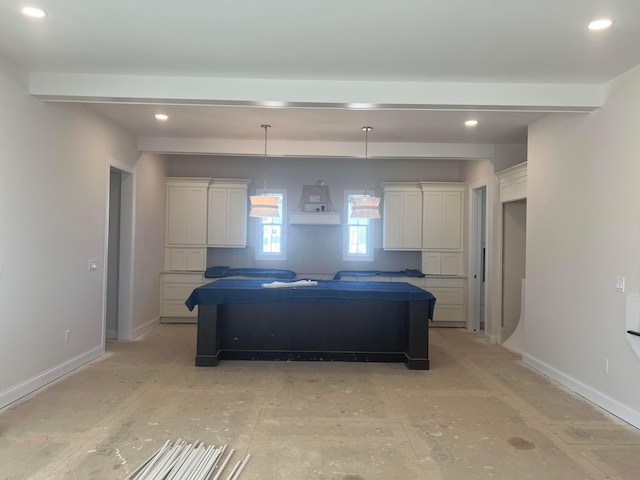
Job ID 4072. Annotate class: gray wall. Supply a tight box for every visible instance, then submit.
[0,56,141,407]
[525,64,640,426]
[170,155,465,275]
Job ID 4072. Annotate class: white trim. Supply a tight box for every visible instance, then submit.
[104,159,136,341]
[468,185,486,331]
[467,176,492,339]
[343,191,375,262]
[255,189,287,261]
[0,346,103,410]
[523,353,640,429]
[133,316,161,339]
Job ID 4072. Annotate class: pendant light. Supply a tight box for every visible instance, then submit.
[249,124,280,218]
[351,126,381,219]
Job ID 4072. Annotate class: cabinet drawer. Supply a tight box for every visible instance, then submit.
[427,287,464,305]
[432,305,464,322]
[394,277,426,288]
[161,300,197,317]
[163,283,201,300]
[425,277,465,289]
[162,273,203,284]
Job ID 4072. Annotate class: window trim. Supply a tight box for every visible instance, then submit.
[343,190,374,262]
[255,189,287,261]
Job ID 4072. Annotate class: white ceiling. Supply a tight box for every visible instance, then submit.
[2,0,640,154]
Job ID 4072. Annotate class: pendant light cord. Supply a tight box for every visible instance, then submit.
[262,124,271,194]
[362,126,372,196]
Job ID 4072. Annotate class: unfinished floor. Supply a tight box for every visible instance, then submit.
[1,325,639,479]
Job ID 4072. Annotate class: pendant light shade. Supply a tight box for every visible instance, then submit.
[351,195,381,218]
[250,124,280,218]
[351,126,381,219]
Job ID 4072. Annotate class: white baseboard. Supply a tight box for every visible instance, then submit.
[132,315,160,339]
[523,353,640,429]
[0,346,103,410]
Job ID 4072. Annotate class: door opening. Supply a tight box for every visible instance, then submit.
[470,186,487,332]
[106,168,121,339]
[105,164,134,341]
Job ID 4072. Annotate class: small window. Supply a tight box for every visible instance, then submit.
[256,191,286,260]
[344,191,374,261]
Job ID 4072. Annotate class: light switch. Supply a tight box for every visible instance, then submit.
[615,276,625,293]
[89,260,98,272]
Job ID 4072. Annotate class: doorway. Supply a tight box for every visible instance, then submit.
[105,164,134,341]
[500,200,527,346]
[470,186,487,332]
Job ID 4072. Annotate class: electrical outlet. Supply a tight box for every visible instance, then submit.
[602,356,609,373]
[65,330,70,344]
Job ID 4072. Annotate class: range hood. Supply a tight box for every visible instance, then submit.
[290,182,341,225]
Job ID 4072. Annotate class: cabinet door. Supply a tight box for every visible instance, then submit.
[167,187,189,245]
[167,186,207,246]
[383,192,404,249]
[423,252,442,275]
[403,191,423,249]
[422,192,443,249]
[169,248,188,270]
[186,249,205,271]
[207,188,228,245]
[441,253,461,275]
[442,191,462,250]
[226,188,248,247]
[187,187,208,245]
[169,248,205,271]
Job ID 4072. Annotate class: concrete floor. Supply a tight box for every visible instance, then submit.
[1,325,639,479]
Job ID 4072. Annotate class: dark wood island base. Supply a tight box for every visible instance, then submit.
[195,296,430,370]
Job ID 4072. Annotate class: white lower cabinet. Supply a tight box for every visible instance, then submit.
[166,247,206,271]
[425,277,466,327]
[422,251,463,276]
[160,272,203,321]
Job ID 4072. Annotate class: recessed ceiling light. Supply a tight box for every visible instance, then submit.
[21,6,47,18]
[465,120,479,127]
[155,114,169,121]
[588,18,613,30]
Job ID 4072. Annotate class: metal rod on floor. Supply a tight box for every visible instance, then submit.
[189,444,216,480]
[189,445,214,480]
[131,439,172,480]
[128,441,248,480]
[146,441,184,479]
[211,448,235,480]
[229,454,251,480]
[172,442,203,480]
[206,445,227,479]
[224,460,242,480]
[198,445,223,480]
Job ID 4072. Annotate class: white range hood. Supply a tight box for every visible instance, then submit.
[290,182,341,225]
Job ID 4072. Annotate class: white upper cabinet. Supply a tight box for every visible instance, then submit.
[166,178,209,246]
[382,183,422,250]
[420,183,464,250]
[207,179,250,247]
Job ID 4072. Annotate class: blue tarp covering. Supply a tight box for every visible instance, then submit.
[204,266,297,279]
[333,269,425,280]
[186,278,436,320]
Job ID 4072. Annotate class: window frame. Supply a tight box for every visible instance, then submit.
[343,190,374,262]
[254,189,287,261]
